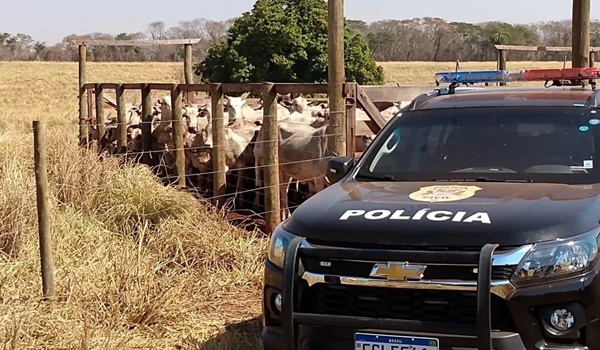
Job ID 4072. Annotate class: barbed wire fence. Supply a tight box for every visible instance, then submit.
[89,117,344,230]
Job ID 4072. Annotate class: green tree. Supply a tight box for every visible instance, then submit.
[490,30,510,45]
[195,0,384,85]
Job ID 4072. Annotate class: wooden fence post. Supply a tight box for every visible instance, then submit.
[327,0,346,157]
[141,84,153,166]
[184,44,194,103]
[116,84,127,154]
[262,82,280,234]
[497,49,507,86]
[170,84,186,188]
[573,0,591,68]
[95,84,105,151]
[78,45,88,146]
[32,121,56,300]
[210,83,226,208]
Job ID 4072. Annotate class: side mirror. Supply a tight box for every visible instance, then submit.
[327,156,354,184]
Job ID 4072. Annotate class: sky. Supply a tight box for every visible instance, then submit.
[2,0,598,45]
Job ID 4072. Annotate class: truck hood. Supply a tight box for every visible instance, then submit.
[282,181,600,248]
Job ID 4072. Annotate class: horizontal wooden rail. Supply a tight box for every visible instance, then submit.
[494,44,600,52]
[83,82,333,94]
[179,84,212,92]
[121,83,143,90]
[275,83,329,94]
[148,83,175,90]
[84,83,182,90]
[222,83,264,94]
[70,39,202,46]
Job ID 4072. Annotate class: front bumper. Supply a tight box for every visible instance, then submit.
[262,237,599,350]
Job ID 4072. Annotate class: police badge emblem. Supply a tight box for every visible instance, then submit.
[409,185,482,203]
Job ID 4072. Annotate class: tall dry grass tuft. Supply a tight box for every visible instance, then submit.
[0,131,37,258]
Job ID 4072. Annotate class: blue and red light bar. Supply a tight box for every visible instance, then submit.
[435,67,600,85]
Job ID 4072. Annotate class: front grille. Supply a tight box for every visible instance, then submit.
[299,284,516,330]
[301,258,517,281]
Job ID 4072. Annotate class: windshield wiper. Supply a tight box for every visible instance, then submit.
[433,177,534,183]
[355,173,400,181]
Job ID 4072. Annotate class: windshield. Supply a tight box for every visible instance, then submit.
[356,106,600,184]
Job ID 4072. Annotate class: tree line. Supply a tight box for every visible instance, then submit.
[2,16,600,63]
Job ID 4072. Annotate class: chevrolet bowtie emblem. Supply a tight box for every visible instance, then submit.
[369,262,427,281]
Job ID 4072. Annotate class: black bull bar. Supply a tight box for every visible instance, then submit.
[281,237,500,350]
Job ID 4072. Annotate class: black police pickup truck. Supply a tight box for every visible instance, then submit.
[262,74,600,350]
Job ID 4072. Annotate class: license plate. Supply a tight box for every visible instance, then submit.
[354,332,439,350]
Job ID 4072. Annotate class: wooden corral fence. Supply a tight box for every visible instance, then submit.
[494,44,600,86]
[72,38,202,146]
[79,81,433,234]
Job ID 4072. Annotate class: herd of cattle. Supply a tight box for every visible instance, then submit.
[88,92,406,220]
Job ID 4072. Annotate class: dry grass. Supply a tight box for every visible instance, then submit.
[379,60,573,85]
[0,60,567,349]
[0,61,267,349]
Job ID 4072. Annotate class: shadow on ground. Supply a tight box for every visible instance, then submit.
[186,317,263,350]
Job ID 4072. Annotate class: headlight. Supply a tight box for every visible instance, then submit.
[268,226,297,269]
[512,228,600,286]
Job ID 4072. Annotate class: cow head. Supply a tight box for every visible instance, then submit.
[182,105,201,133]
[311,108,330,127]
[281,100,294,110]
[357,134,375,151]
[291,96,309,113]
[224,95,247,121]
[191,126,213,164]
[158,95,172,119]
[152,105,160,115]
[126,125,143,152]
[127,105,142,126]
[277,92,292,103]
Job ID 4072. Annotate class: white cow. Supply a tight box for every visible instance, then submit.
[252,98,293,122]
[181,103,206,133]
[253,119,333,220]
[252,101,328,207]
[188,117,260,198]
[224,95,264,124]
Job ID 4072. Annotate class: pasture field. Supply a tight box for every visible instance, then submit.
[0,60,567,349]
[379,60,573,84]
